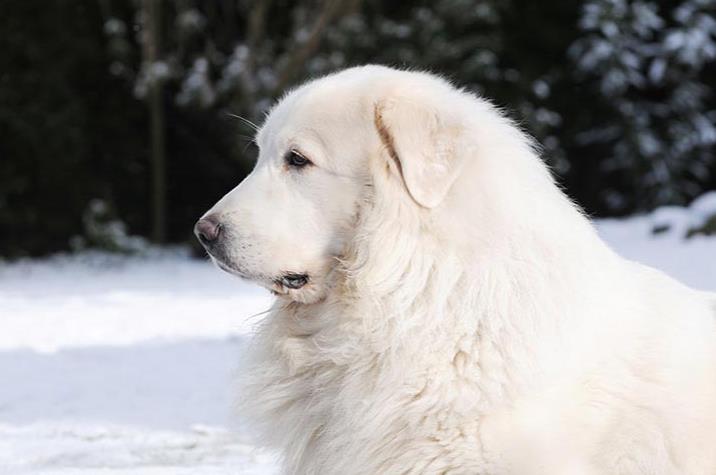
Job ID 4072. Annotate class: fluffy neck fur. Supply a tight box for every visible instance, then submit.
[239,105,620,473]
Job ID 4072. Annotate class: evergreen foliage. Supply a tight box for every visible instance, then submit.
[1,0,714,256]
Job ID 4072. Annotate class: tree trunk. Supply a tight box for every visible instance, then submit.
[143,0,166,243]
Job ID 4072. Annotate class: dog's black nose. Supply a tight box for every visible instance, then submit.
[194,215,222,247]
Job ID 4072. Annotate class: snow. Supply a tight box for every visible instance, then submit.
[0,253,277,474]
[598,212,716,291]
[0,251,270,353]
[689,191,716,224]
[1,213,715,474]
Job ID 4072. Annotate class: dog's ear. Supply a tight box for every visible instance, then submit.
[374,97,465,208]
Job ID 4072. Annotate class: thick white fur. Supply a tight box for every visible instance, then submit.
[208,66,716,474]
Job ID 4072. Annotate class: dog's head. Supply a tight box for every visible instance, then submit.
[196,66,471,303]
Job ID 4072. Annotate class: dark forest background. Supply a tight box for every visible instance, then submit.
[1,0,715,258]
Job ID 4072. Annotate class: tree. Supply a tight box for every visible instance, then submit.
[570,0,716,212]
[3,0,715,257]
[141,0,167,243]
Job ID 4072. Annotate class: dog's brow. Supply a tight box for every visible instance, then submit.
[286,127,329,163]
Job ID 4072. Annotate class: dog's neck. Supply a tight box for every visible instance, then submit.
[275,182,602,403]
[348,159,612,389]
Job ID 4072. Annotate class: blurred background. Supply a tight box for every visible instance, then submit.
[1,0,715,258]
[0,1,715,473]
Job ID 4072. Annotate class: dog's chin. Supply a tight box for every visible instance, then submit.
[210,256,326,305]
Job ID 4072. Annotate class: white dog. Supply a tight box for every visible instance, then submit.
[195,65,716,474]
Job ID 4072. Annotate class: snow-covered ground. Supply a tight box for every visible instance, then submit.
[1,213,715,474]
[0,252,277,474]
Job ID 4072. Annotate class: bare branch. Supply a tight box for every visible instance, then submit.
[274,0,358,93]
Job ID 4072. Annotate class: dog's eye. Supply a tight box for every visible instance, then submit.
[285,150,312,168]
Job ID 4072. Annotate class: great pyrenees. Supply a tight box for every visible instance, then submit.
[195,65,716,474]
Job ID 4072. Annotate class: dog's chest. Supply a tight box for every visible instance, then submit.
[263,310,526,473]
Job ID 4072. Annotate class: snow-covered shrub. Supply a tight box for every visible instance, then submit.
[70,199,149,254]
[686,191,716,237]
[570,0,716,211]
[649,191,716,237]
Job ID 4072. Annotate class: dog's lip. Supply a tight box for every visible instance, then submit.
[211,258,310,296]
[276,273,309,290]
[211,257,252,280]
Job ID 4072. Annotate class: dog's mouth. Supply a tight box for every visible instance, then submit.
[276,273,309,290]
[270,272,321,303]
[212,257,310,294]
